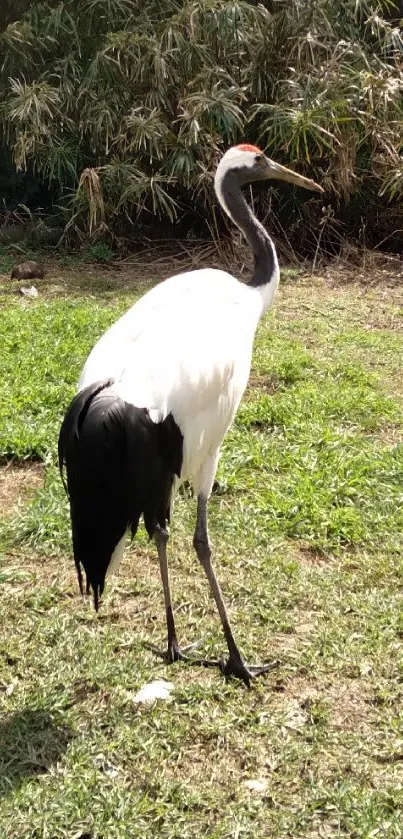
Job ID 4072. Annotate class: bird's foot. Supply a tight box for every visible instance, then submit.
[144,639,280,685]
[219,654,280,687]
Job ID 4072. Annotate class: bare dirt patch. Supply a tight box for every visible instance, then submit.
[326,679,374,731]
[297,544,335,567]
[270,672,374,734]
[0,462,44,517]
[1,241,221,300]
[370,424,403,445]
[278,275,403,330]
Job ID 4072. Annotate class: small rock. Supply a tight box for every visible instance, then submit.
[11,260,45,280]
[20,285,39,298]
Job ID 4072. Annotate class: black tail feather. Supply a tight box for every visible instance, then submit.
[58,377,114,492]
[58,379,183,609]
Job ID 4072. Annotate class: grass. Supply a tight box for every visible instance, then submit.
[0,261,403,838]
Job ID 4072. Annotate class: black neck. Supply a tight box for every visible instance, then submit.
[220,170,276,288]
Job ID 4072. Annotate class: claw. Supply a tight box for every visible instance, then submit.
[220,656,280,687]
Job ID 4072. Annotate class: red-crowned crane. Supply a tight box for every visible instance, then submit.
[58,145,323,685]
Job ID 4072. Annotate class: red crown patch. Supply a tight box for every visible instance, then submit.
[235,143,262,153]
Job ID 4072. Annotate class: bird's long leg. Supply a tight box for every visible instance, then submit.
[193,495,278,686]
[153,524,202,664]
[154,525,178,661]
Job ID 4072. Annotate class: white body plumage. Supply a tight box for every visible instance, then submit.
[79,266,279,498]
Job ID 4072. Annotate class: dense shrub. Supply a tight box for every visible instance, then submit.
[0,0,402,252]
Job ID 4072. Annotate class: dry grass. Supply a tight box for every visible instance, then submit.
[0,463,44,516]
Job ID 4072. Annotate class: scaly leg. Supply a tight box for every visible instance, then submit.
[193,495,278,686]
[153,524,201,663]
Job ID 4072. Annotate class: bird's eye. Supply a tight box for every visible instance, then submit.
[255,153,263,163]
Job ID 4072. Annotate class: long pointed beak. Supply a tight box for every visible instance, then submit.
[265,158,324,193]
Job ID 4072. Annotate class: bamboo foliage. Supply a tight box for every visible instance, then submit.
[0,0,402,247]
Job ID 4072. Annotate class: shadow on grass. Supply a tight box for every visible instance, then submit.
[0,707,73,798]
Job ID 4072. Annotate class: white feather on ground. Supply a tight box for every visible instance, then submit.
[133,679,175,704]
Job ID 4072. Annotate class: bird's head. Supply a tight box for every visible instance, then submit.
[216,144,324,193]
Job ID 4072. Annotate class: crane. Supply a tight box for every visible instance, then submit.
[58,144,323,685]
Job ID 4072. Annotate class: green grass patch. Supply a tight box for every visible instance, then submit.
[0,299,129,460]
[0,267,402,837]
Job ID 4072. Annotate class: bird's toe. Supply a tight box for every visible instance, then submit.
[220,656,280,686]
